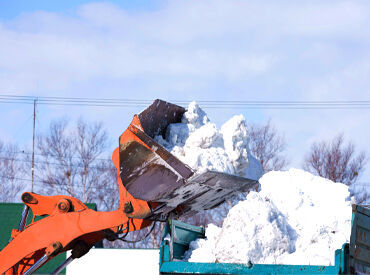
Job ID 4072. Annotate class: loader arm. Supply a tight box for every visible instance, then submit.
[0,99,260,274]
[0,157,152,275]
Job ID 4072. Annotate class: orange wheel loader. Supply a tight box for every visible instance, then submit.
[0,99,259,275]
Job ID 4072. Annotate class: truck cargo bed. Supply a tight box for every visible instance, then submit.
[159,220,349,274]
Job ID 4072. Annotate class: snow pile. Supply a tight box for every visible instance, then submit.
[155,102,351,265]
[155,101,263,180]
[185,169,352,265]
[183,224,221,263]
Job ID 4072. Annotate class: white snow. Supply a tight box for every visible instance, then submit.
[156,101,352,266]
[154,101,263,180]
[185,169,352,266]
[183,224,221,263]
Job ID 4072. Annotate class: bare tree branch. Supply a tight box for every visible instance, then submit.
[248,120,288,172]
[35,118,117,208]
[303,134,367,185]
[0,140,25,202]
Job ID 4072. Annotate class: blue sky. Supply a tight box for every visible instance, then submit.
[0,0,369,182]
[0,0,162,19]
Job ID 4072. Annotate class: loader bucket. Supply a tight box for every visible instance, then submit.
[119,99,259,220]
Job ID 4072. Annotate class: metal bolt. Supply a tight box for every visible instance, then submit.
[57,199,71,213]
[123,201,134,214]
[46,241,62,257]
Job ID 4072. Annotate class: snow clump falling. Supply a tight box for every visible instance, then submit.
[154,101,263,180]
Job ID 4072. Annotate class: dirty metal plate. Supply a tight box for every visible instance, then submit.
[119,99,192,202]
[138,99,185,138]
[149,171,260,219]
[119,140,186,201]
[128,124,193,179]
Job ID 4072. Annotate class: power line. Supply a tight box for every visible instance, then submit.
[0,176,118,191]
[0,95,369,109]
[2,172,369,188]
[0,156,113,170]
[4,153,369,186]
[1,95,370,104]
[0,149,112,161]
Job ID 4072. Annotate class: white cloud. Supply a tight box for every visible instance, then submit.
[1,0,369,94]
[0,0,369,179]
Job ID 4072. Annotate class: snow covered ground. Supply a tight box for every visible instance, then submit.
[156,102,354,266]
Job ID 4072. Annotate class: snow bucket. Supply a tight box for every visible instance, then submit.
[118,100,259,220]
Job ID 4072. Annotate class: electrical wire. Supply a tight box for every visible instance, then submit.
[0,95,369,109]
[0,176,119,191]
[0,156,112,170]
[0,149,112,162]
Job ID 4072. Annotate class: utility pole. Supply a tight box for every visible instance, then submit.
[31,99,37,192]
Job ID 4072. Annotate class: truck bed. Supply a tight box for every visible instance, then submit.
[159,204,370,274]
